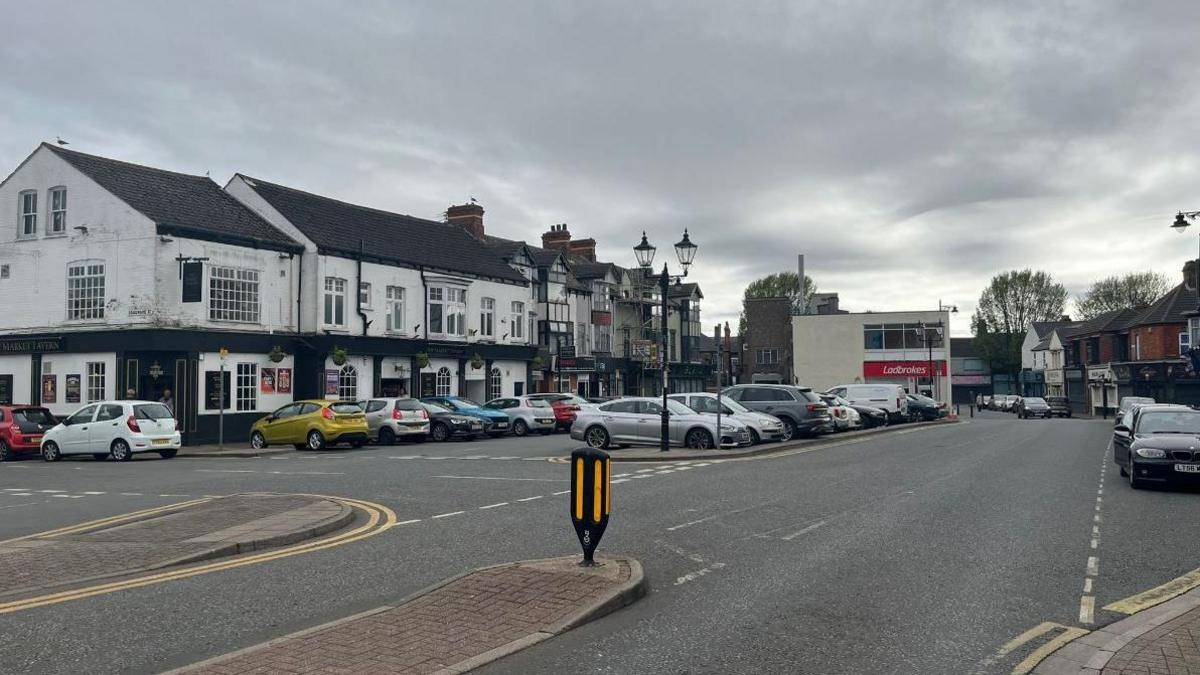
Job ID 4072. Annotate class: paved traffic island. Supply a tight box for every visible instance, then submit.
[168,554,646,675]
[0,494,353,602]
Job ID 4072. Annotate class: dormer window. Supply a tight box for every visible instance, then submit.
[18,190,36,238]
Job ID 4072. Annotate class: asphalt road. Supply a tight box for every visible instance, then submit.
[2,412,1199,674]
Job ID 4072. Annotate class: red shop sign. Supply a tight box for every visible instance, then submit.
[863,361,946,378]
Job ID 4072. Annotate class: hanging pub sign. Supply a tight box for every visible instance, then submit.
[65,374,81,403]
[182,261,204,303]
[204,370,230,410]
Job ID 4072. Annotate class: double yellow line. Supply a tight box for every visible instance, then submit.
[0,495,396,615]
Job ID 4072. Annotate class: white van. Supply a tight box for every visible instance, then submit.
[826,384,908,422]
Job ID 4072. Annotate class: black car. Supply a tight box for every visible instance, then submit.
[905,394,942,422]
[1045,397,1072,418]
[1113,404,1200,489]
[1018,397,1050,419]
[421,402,486,442]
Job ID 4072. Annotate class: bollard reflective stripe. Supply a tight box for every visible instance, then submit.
[574,458,584,521]
[592,459,602,524]
[605,458,611,515]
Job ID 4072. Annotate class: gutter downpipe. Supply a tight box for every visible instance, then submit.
[420,268,429,341]
[357,239,369,336]
[293,252,301,333]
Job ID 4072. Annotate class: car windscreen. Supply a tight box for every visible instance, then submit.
[527,399,551,408]
[1137,411,1200,434]
[666,399,696,416]
[423,402,451,414]
[716,396,750,414]
[133,403,173,420]
[393,399,424,411]
[1025,398,1047,405]
[455,398,482,408]
[13,408,56,425]
[330,403,363,415]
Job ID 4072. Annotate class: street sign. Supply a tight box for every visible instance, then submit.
[630,340,653,361]
[569,447,610,566]
[182,261,204,303]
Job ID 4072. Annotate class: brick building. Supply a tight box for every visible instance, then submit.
[740,297,793,384]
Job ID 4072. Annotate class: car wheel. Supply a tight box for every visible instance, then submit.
[92,453,108,461]
[158,449,177,459]
[42,441,61,462]
[585,425,610,449]
[378,427,396,446]
[110,439,133,462]
[0,440,11,462]
[513,419,529,437]
[779,417,797,442]
[250,431,267,450]
[748,428,761,445]
[431,423,449,442]
[685,428,714,449]
[1128,460,1143,489]
[306,430,326,451]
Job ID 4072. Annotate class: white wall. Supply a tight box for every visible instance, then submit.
[0,355,33,406]
[0,146,158,333]
[197,352,297,416]
[38,352,117,417]
[423,357,460,396]
[320,355,373,401]
[1021,327,1042,370]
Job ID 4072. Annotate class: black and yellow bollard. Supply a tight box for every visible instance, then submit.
[570,447,611,566]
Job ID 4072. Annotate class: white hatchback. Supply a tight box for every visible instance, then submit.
[41,401,181,462]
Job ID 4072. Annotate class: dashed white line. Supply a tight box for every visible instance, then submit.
[667,514,720,532]
[611,478,630,484]
[1083,578,1093,593]
[396,519,422,525]
[39,490,64,493]
[552,490,570,495]
[479,502,508,510]
[636,468,656,473]
[1086,556,1099,576]
[432,511,464,519]
[7,492,31,497]
[516,496,543,502]
[81,491,106,495]
[1079,595,1095,624]
[781,520,828,541]
[159,494,190,497]
[120,492,143,496]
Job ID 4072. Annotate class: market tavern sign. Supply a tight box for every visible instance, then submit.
[0,336,62,353]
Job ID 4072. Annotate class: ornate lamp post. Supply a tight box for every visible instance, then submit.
[634,229,698,452]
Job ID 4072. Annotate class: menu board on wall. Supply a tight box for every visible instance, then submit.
[325,370,339,397]
[261,368,276,394]
[420,373,437,398]
[182,261,204,303]
[204,370,230,410]
[65,374,81,403]
[0,375,11,405]
[276,368,292,394]
[41,374,56,404]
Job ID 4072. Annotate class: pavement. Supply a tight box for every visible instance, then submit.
[4,411,1200,673]
[172,554,645,675]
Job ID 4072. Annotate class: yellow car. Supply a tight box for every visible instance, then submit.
[249,400,369,451]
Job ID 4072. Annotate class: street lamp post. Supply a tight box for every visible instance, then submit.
[634,230,698,452]
[1172,212,1200,347]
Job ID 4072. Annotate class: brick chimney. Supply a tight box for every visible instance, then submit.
[542,223,572,252]
[568,238,597,262]
[446,203,485,239]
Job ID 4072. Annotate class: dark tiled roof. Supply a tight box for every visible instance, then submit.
[950,337,980,358]
[668,282,703,299]
[1134,283,1198,325]
[236,176,526,283]
[1031,320,1072,338]
[47,144,301,252]
[1063,309,1139,338]
[572,261,617,280]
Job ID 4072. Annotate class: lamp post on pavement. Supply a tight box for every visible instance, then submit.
[1172,212,1200,348]
[633,230,698,452]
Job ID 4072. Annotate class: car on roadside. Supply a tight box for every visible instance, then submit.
[361,397,431,444]
[421,402,487,441]
[819,394,862,432]
[0,405,57,461]
[1018,397,1051,419]
[994,395,1016,411]
[668,392,785,444]
[41,400,181,461]
[483,396,558,436]
[905,394,943,422]
[1112,403,1200,489]
[720,384,831,441]
[249,400,369,451]
[1115,396,1156,426]
[571,396,751,450]
[1045,396,1072,418]
[833,397,889,429]
[420,396,512,437]
[526,392,596,431]
[826,384,908,424]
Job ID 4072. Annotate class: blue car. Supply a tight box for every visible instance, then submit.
[420,396,511,437]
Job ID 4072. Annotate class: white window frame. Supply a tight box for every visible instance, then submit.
[18,190,36,238]
[436,366,452,396]
[446,288,467,337]
[324,277,347,327]
[428,287,444,334]
[48,187,67,235]
[488,367,502,401]
[338,364,357,400]
[236,363,258,411]
[66,260,106,321]
[511,301,525,339]
[387,286,406,333]
[1181,330,1191,357]
[359,282,372,310]
[480,297,495,339]
[209,266,261,323]
[86,362,105,403]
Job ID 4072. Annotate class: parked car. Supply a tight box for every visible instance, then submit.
[721,384,831,440]
[905,394,943,422]
[527,393,596,431]
[1045,396,1072,418]
[420,396,511,437]
[1112,404,1200,489]
[361,397,430,444]
[1116,396,1156,426]
[249,400,369,451]
[420,402,486,441]
[994,395,1016,411]
[571,397,751,449]
[668,392,785,444]
[824,393,886,429]
[483,396,558,436]
[1008,396,1023,413]
[0,405,56,461]
[819,394,862,432]
[1019,397,1051,419]
[41,401,181,461]
[825,384,908,423]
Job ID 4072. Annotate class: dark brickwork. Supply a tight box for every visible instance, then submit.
[740,297,792,384]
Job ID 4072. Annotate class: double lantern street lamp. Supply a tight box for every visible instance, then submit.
[633,229,698,452]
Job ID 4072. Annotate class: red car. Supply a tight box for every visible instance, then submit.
[528,393,590,431]
[0,405,57,461]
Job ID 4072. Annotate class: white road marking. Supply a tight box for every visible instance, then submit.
[667,514,720,532]
[1,488,29,491]
[7,493,31,497]
[1083,578,1093,593]
[432,511,464,519]
[516,496,543,502]
[431,475,563,482]
[396,519,422,525]
[492,456,519,460]
[632,475,653,480]
[674,466,694,471]
[692,462,711,467]
[781,520,828,541]
[552,490,570,495]
[611,478,630,484]
[1079,595,1095,624]
[458,455,489,460]
[388,456,421,459]
[636,468,656,473]
[120,492,143,496]
[196,469,256,474]
[1087,556,1099,576]
[520,457,546,461]
[0,501,39,510]
[612,473,631,478]
[81,491,106,495]
[51,494,70,498]
[479,502,508,510]
[674,562,727,586]
[39,490,65,493]
[1091,538,1099,549]
[265,471,345,476]
[159,494,190,497]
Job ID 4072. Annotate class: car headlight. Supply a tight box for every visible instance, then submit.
[450,417,469,424]
[1135,448,1166,459]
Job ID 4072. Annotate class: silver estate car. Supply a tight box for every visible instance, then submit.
[668,392,785,444]
[570,397,751,450]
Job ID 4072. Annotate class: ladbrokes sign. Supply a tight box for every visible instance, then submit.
[862,361,945,378]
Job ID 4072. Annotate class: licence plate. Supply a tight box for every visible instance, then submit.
[470,423,482,429]
[493,422,508,428]
[1175,464,1200,473]
[152,438,171,446]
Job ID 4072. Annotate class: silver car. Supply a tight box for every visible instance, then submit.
[669,392,784,444]
[570,397,751,450]
[361,398,431,444]
[482,396,558,436]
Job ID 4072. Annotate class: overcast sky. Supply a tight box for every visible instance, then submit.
[5,1,1200,335]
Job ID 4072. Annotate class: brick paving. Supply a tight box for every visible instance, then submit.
[0,494,347,598]
[183,557,635,675]
[1103,605,1200,674]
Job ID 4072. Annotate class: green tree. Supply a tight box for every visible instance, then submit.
[1075,271,1171,320]
[972,269,1068,375]
[738,271,816,334]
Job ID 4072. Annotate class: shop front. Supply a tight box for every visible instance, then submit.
[862,360,950,402]
[1087,366,1119,417]
[950,374,991,404]
[1044,369,1064,397]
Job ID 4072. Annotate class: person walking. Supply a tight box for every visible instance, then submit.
[159,388,175,414]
